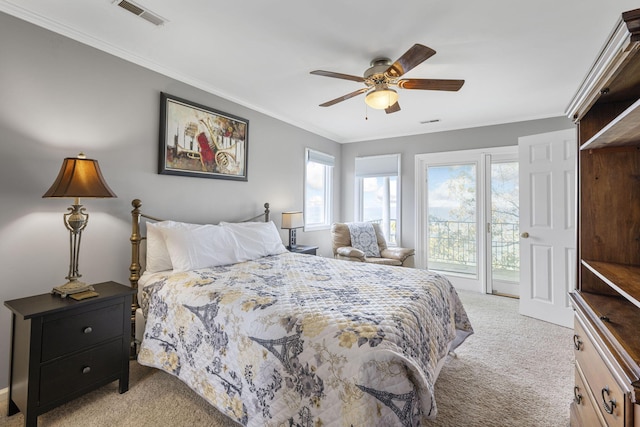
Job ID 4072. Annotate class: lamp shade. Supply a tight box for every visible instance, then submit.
[43,154,116,198]
[365,88,398,110]
[281,211,304,229]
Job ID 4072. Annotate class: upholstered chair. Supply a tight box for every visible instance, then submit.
[331,222,415,267]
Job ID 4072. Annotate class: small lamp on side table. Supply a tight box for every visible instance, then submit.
[43,153,117,298]
[281,211,304,249]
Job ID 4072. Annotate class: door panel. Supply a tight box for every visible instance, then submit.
[531,244,552,301]
[488,159,519,296]
[427,164,478,277]
[519,128,576,328]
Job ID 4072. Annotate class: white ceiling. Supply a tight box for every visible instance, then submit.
[1,0,638,143]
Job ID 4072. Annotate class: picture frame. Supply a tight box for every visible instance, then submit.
[159,92,249,181]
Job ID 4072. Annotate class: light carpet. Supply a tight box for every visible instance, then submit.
[0,290,574,427]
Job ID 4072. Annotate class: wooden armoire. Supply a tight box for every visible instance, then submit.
[566,8,640,427]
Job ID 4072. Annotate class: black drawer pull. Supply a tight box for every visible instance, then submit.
[601,386,616,414]
[599,315,610,323]
[573,386,582,404]
[573,334,582,351]
[83,326,93,334]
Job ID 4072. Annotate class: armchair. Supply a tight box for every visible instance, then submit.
[331,222,415,267]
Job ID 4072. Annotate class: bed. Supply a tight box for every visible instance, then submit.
[128,199,473,426]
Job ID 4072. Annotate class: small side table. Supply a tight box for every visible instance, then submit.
[288,245,319,255]
[4,281,134,427]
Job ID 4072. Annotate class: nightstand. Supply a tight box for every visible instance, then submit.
[288,245,318,255]
[4,281,134,427]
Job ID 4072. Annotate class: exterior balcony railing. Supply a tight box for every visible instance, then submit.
[428,220,519,278]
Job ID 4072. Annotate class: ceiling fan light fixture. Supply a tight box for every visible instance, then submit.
[365,88,398,110]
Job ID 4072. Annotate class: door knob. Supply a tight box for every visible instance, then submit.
[520,232,529,238]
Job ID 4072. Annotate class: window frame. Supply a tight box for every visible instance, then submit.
[355,153,401,246]
[304,148,334,231]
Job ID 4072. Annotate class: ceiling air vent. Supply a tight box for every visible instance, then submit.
[114,0,166,26]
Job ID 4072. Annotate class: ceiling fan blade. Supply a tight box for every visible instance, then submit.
[310,70,365,83]
[385,102,401,114]
[319,87,369,107]
[397,78,465,91]
[386,44,436,78]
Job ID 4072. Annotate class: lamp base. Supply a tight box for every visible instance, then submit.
[52,280,95,298]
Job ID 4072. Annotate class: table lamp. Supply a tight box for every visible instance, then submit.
[43,153,116,297]
[281,211,304,249]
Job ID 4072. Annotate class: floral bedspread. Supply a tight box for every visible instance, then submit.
[137,252,473,426]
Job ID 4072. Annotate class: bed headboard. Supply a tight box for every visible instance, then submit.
[129,198,270,307]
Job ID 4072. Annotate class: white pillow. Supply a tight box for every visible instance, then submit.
[220,221,287,262]
[160,224,239,272]
[145,222,174,273]
[146,220,215,272]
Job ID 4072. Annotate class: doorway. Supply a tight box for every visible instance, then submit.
[415,147,519,295]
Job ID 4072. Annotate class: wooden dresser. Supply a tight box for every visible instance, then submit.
[566,8,640,427]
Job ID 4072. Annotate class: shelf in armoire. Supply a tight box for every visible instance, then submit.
[580,98,640,150]
[581,259,640,309]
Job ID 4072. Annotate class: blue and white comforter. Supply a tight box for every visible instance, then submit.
[137,252,473,426]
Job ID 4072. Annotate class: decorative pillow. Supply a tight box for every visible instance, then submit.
[220,221,287,262]
[160,223,239,272]
[347,222,381,257]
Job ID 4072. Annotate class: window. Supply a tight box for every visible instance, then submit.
[305,148,334,230]
[355,154,400,245]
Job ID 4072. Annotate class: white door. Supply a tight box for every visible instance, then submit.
[518,128,576,328]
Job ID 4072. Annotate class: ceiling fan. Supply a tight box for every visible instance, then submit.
[310,44,464,114]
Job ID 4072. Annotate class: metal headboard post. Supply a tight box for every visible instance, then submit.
[129,199,143,305]
[242,202,270,223]
[128,199,143,357]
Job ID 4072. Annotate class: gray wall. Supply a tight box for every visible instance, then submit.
[0,12,340,389]
[340,117,575,250]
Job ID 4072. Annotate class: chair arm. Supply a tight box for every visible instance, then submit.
[380,247,415,262]
[336,246,365,260]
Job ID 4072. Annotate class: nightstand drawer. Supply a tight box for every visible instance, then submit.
[39,339,122,406]
[42,302,124,362]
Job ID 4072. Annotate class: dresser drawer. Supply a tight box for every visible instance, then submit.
[41,302,124,361]
[574,316,626,427]
[573,364,606,426]
[39,339,122,406]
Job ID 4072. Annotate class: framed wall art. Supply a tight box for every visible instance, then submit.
[159,92,249,181]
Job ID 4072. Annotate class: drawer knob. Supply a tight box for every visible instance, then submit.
[573,334,582,351]
[82,366,91,374]
[573,386,582,404]
[83,326,93,334]
[601,386,616,414]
